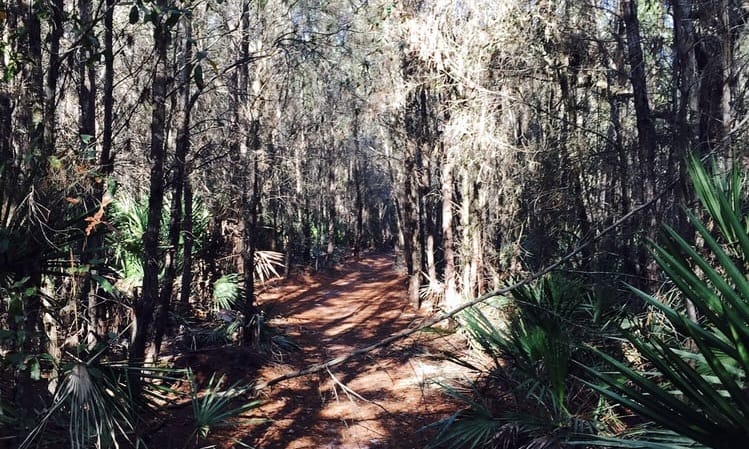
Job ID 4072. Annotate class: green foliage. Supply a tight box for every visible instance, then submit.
[109,192,210,293]
[20,350,190,449]
[425,383,500,449]
[580,157,749,448]
[109,195,150,291]
[211,250,283,312]
[212,273,243,311]
[506,276,592,406]
[429,275,611,449]
[190,372,263,441]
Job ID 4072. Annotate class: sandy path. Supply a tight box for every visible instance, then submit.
[238,253,464,449]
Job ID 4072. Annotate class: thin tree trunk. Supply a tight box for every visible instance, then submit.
[695,0,731,157]
[102,0,115,180]
[242,119,261,344]
[76,0,108,340]
[180,178,194,305]
[153,17,195,356]
[622,0,657,199]
[43,0,63,159]
[130,1,171,370]
[236,1,261,343]
[672,0,699,322]
[14,0,48,412]
[402,148,420,308]
[0,4,13,176]
[353,161,364,259]
[622,0,658,284]
[326,190,336,258]
[351,109,364,259]
[442,149,458,311]
[424,143,438,290]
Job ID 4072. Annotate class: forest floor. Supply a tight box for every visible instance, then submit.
[161,252,469,449]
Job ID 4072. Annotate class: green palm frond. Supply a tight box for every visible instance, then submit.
[437,274,602,449]
[187,194,210,253]
[212,273,243,311]
[425,382,500,449]
[109,196,150,289]
[19,357,189,449]
[190,372,263,440]
[581,156,749,449]
[573,428,706,449]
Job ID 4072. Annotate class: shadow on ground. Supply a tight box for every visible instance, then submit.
[152,252,466,449]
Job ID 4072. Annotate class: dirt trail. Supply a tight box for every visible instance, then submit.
[236,253,465,449]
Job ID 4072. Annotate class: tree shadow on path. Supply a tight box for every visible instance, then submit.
[230,252,466,449]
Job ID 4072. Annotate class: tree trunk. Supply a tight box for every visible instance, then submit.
[695,0,733,157]
[0,4,13,178]
[153,17,195,356]
[237,1,261,343]
[402,147,421,308]
[622,0,657,200]
[622,0,658,284]
[423,139,438,291]
[180,178,194,305]
[13,0,48,411]
[351,109,364,259]
[442,149,458,311]
[353,161,364,259]
[241,119,261,344]
[76,0,108,340]
[130,2,171,370]
[326,180,337,258]
[671,0,699,325]
[102,0,115,180]
[43,0,63,159]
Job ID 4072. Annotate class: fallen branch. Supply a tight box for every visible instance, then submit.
[253,195,658,392]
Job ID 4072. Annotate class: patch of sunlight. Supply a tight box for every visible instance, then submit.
[398,360,469,389]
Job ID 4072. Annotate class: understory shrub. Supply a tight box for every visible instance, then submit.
[579,156,749,449]
[428,274,622,449]
[428,157,749,449]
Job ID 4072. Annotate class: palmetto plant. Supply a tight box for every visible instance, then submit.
[190,372,263,441]
[580,156,749,449]
[18,351,265,449]
[209,269,298,351]
[429,275,606,449]
[109,193,211,293]
[109,195,159,292]
[19,350,190,449]
[212,251,283,311]
[213,273,244,311]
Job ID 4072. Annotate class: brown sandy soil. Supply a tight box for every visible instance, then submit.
[171,252,468,449]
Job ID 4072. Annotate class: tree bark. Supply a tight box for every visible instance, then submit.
[0,3,13,177]
[43,0,63,159]
[180,178,194,305]
[442,149,458,311]
[153,16,195,356]
[671,0,698,262]
[622,0,657,202]
[130,1,172,370]
[76,0,108,340]
[241,118,261,344]
[353,161,364,259]
[352,109,364,259]
[402,146,421,308]
[695,0,733,157]
[622,0,659,284]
